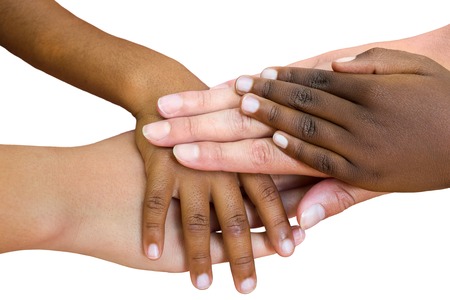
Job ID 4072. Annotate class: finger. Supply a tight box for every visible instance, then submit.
[239,173,295,257]
[180,182,212,290]
[239,93,352,155]
[172,139,327,177]
[257,66,372,105]
[143,108,273,147]
[157,86,241,118]
[210,225,305,264]
[235,75,358,125]
[141,152,175,260]
[211,173,256,294]
[296,178,385,230]
[272,130,356,179]
[332,47,441,75]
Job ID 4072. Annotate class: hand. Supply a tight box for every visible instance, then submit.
[235,48,450,192]
[138,115,301,294]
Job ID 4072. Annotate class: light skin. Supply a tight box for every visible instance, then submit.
[0,0,299,292]
[144,24,450,229]
[0,132,306,277]
[235,48,450,192]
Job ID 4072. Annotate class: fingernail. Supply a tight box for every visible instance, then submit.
[273,132,288,149]
[241,95,259,113]
[292,227,305,245]
[173,144,199,162]
[300,204,326,230]
[158,94,183,115]
[334,56,355,63]
[261,68,278,79]
[235,76,254,93]
[196,273,211,290]
[142,121,171,141]
[280,238,294,256]
[147,243,160,259]
[240,277,256,294]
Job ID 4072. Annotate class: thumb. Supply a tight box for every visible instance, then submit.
[297,179,384,230]
[331,47,436,75]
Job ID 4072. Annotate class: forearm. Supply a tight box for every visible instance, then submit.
[0,0,207,117]
[0,133,158,267]
[290,24,450,70]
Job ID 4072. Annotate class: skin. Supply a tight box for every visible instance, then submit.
[0,0,298,292]
[143,24,450,229]
[0,132,306,275]
[235,48,450,192]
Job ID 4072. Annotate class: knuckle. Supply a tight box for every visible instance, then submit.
[250,139,274,166]
[228,109,253,137]
[258,184,279,205]
[307,70,330,89]
[190,252,210,265]
[196,90,212,109]
[233,255,253,268]
[313,154,334,175]
[288,87,313,109]
[295,115,317,139]
[261,80,274,98]
[184,117,199,138]
[144,195,166,216]
[224,213,249,237]
[186,213,209,233]
[267,105,281,122]
[333,187,357,212]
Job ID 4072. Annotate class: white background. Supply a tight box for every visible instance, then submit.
[0,1,449,299]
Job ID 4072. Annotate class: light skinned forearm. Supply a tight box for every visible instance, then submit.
[0,0,207,117]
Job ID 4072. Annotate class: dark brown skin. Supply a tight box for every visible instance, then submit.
[0,0,298,293]
[236,48,450,192]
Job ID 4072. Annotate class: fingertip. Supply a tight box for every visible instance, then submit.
[157,94,183,116]
[299,203,326,230]
[239,277,256,294]
[195,273,212,290]
[292,226,306,246]
[146,243,160,260]
[260,68,278,80]
[235,76,254,94]
[333,56,356,63]
[273,132,288,149]
[173,144,200,163]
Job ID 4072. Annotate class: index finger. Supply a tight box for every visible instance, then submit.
[157,86,241,118]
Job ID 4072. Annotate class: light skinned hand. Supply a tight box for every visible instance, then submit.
[236,48,450,192]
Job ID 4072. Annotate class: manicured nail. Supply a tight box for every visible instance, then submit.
[280,238,294,256]
[273,132,288,149]
[158,94,183,115]
[261,68,278,79]
[147,243,160,259]
[173,144,200,162]
[235,76,254,93]
[292,227,305,245]
[240,277,256,294]
[196,273,211,290]
[142,121,171,141]
[334,56,355,63]
[300,204,326,230]
[241,95,260,113]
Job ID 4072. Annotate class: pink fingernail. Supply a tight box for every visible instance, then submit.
[260,68,278,79]
[173,144,200,162]
[158,94,183,115]
[235,76,254,93]
[273,132,288,149]
[142,121,171,141]
[241,95,259,113]
[147,243,160,259]
[300,204,325,230]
